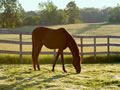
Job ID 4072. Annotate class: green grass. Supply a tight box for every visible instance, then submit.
[0,54,73,64]
[0,64,120,89]
[0,54,120,64]
[83,54,120,64]
[1,23,120,89]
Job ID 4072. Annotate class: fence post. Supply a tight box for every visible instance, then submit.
[107,37,110,61]
[19,33,22,63]
[94,37,96,60]
[80,37,83,61]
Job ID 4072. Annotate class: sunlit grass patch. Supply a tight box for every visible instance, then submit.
[0,64,120,89]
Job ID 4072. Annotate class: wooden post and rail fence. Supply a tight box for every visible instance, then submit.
[0,30,120,63]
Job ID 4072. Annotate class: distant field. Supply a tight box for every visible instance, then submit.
[0,22,120,53]
[7,22,120,36]
[0,64,120,89]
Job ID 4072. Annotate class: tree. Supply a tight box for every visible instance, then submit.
[108,5,120,22]
[39,1,69,25]
[65,1,81,24]
[80,8,107,23]
[101,7,111,21]
[56,9,69,24]
[23,16,41,25]
[0,0,24,28]
[39,1,58,25]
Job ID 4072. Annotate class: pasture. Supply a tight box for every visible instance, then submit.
[0,23,120,89]
[1,22,120,54]
[1,22,120,63]
[0,64,120,89]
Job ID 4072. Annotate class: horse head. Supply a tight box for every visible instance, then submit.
[72,55,81,73]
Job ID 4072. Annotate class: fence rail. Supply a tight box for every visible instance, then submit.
[0,30,120,63]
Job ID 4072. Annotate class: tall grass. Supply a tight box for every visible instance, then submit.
[0,54,72,64]
[0,54,120,64]
[83,54,120,64]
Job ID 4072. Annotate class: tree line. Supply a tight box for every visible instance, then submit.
[0,0,120,28]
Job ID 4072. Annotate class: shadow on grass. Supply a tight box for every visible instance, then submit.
[0,72,70,89]
[21,74,68,89]
[74,23,103,34]
[101,22,120,26]
[73,22,120,35]
[0,73,42,89]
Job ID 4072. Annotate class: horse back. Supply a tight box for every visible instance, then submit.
[32,27,69,49]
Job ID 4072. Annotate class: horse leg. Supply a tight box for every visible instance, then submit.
[52,49,60,72]
[32,44,42,71]
[60,50,67,72]
[32,44,36,71]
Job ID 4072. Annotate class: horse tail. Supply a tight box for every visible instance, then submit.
[32,40,34,62]
[32,30,35,64]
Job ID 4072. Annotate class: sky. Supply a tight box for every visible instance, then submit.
[19,0,120,11]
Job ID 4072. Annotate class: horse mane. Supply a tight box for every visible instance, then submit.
[56,28,79,56]
[66,31,79,56]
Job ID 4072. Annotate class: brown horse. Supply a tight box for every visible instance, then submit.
[32,27,81,73]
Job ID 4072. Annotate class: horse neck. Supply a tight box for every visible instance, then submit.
[67,36,79,57]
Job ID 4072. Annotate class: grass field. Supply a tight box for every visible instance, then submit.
[0,23,120,89]
[1,22,120,63]
[0,64,120,89]
[1,22,120,53]
[7,22,120,36]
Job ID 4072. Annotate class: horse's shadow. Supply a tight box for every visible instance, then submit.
[0,71,72,89]
[19,73,70,89]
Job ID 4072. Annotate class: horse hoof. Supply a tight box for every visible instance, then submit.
[34,69,36,71]
[52,69,55,72]
[64,70,67,73]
